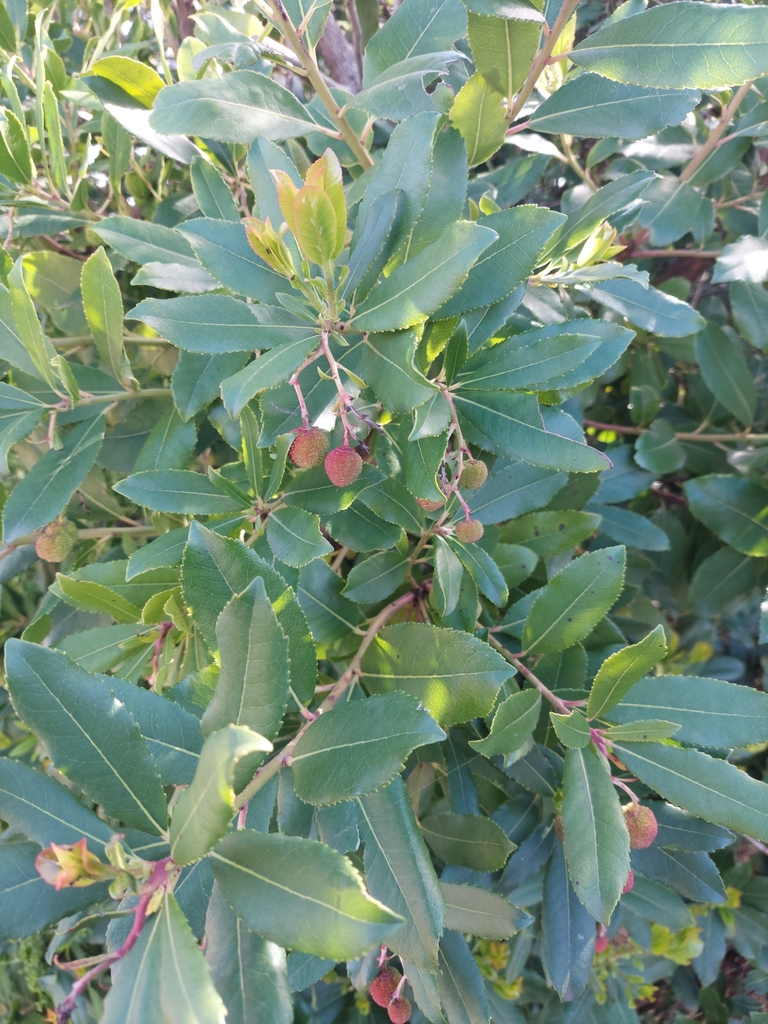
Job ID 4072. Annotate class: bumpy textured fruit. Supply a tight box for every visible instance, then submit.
[370,968,401,1008]
[623,869,635,893]
[325,445,363,486]
[35,519,78,562]
[623,803,658,849]
[289,427,329,468]
[388,997,412,1024]
[595,934,609,954]
[460,460,488,489]
[455,519,484,543]
[553,815,564,843]
[416,497,444,512]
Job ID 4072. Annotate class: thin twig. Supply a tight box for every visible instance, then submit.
[680,80,754,182]
[487,634,571,715]
[506,0,581,123]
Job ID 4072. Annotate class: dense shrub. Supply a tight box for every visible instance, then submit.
[2,0,768,1021]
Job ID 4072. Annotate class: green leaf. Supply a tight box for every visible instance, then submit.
[586,503,670,552]
[292,692,445,805]
[457,331,600,392]
[364,0,467,80]
[437,930,493,1024]
[211,829,402,960]
[114,470,244,515]
[101,893,227,1024]
[220,335,320,419]
[634,419,686,475]
[652,802,734,851]
[631,846,726,904]
[0,382,86,500]
[284,464,383,516]
[606,674,768,748]
[80,246,129,383]
[562,746,630,923]
[689,546,761,615]
[454,390,610,473]
[470,688,541,758]
[501,511,601,558]
[359,477,425,534]
[468,460,567,524]
[400,425,448,503]
[297,559,363,643]
[201,576,290,741]
[530,74,700,140]
[542,840,595,1001]
[587,625,667,719]
[0,842,108,942]
[522,546,625,655]
[636,175,715,248]
[4,640,168,834]
[266,507,333,567]
[446,536,508,606]
[548,170,655,259]
[0,757,114,851]
[342,550,410,604]
[128,296,317,354]
[361,330,438,412]
[150,70,318,143]
[684,474,768,555]
[181,219,283,302]
[694,322,756,426]
[449,72,507,167]
[731,280,768,352]
[102,675,203,787]
[421,812,515,870]
[353,221,497,332]
[611,740,768,842]
[353,52,469,121]
[360,622,510,726]
[712,235,768,285]
[588,279,704,337]
[0,109,32,184]
[602,720,680,741]
[439,205,565,317]
[357,777,444,971]
[93,216,199,267]
[8,258,57,389]
[182,524,316,703]
[432,535,464,617]
[190,158,241,222]
[571,2,768,89]
[135,408,197,472]
[205,884,293,1024]
[172,350,249,421]
[468,13,539,99]
[53,573,142,622]
[170,725,272,865]
[551,710,591,748]
[0,383,46,473]
[441,882,532,939]
[92,55,165,107]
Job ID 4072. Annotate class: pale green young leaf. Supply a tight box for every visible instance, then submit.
[587,625,667,719]
[53,573,142,623]
[551,710,591,748]
[81,246,129,382]
[449,72,507,168]
[470,688,541,758]
[7,258,57,389]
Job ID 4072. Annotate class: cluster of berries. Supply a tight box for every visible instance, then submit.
[369,966,411,1022]
[288,427,363,487]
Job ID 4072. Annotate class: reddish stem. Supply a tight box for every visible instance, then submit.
[56,858,171,1023]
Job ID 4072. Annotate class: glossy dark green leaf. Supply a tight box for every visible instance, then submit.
[502,511,601,558]
[5,640,167,834]
[172,350,249,421]
[522,546,625,655]
[587,626,667,719]
[266,506,333,567]
[170,725,272,865]
[442,881,532,939]
[101,893,227,1024]
[201,577,290,741]
[114,470,244,514]
[651,802,734,852]
[205,884,293,1024]
[437,930,493,1024]
[211,829,403,960]
[542,841,595,1000]
[586,503,670,552]
[297,559,362,643]
[357,777,445,971]
[470,689,541,758]
[446,536,508,606]
[695,322,755,426]
[2,413,105,543]
[562,746,630,923]
[551,710,591,748]
[421,812,515,870]
[631,846,727,904]
[93,216,199,267]
[292,692,444,805]
[588,279,704,337]
[360,622,510,726]
[606,674,768,748]
[181,218,283,302]
[684,475,768,555]
[468,460,568,524]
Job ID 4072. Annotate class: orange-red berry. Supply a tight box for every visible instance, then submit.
[416,497,444,512]
[595,935,609,954]
[289,427,329,468]
[388,997,412,1023]
[455,519,484,543]
[623,869,635,893]
[460,460,488,490]
[623,803,658,849]
[370,968,400,1008]
[325,445,363,486]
